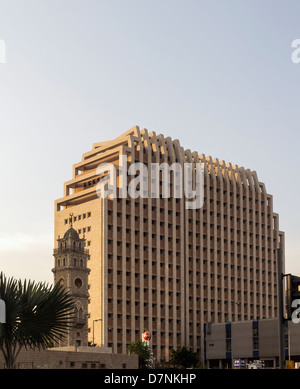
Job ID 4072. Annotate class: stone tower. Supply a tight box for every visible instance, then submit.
[52,214,90,348]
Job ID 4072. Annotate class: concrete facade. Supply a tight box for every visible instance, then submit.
[54,126,285,362]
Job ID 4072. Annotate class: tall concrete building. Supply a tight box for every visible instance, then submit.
[54,126,285,363]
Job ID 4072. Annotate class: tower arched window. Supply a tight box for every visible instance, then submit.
[74,258,77,267]
[58,259,61,267]
[63,258,66,266]
[80,259,83,267]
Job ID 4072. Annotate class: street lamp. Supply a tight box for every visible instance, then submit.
[92,318,102,347]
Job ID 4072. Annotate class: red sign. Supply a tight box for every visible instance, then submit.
[142,331,151,341]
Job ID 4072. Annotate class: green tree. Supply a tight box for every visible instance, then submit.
[127,340,153,369]
[170,346,199,368]
[0,272,75,369]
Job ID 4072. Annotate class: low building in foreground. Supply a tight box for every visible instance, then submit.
[0,346,138,369]
[205,318,300,368]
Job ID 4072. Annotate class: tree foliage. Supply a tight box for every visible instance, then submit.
[127,340,153,369]
[0,272,75,369]
[170,346,199,368]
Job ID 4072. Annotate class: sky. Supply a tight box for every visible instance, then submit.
[0,0,300,284]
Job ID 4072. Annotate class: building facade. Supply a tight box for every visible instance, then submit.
[205,318,300,369]
[0,347,138,369]
[54,126,285,362]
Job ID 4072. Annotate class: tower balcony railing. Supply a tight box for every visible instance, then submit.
[71,315,86,328]
[53,248,89,255]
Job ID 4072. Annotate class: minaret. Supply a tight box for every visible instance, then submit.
[52,213,90,347]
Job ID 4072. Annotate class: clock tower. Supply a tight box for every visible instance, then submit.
[52,214,90,348]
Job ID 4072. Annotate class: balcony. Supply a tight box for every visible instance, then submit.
[53,248,89,255]
[72,316,86,329]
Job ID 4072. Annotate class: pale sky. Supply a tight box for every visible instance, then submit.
[0,0,300,284]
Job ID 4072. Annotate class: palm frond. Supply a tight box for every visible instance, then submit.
[0,272,76,363]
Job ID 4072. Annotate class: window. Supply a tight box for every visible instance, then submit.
[226,324,231,339]
[253,321,259,337]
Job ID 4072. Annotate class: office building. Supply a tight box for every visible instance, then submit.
[54,126,285,362]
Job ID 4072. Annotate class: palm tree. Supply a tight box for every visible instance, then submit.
[0,272,75,369]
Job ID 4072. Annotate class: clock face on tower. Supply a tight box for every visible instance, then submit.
[74,278,82,288]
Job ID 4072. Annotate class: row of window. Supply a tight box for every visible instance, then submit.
[105,307,272,322]
[64,212,92,225]
[106,283,276,294]
[112,199,271,210]
[107,257,277,276]
[78,226,91,234]
[57,258,85,267]
[107,239,277,254]
[108,208,273,221]
[68,361,110,369]
[112,186,271,202]
[107,268,277,278]
[108,225,276,241]
[108,213,275,231]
